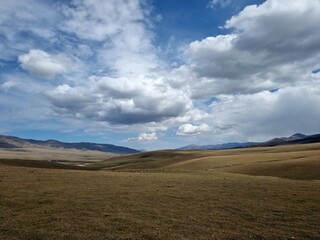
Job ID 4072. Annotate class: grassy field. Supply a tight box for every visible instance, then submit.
[0,147,117,166]
[0,144,319,239]
[92,143,320,180]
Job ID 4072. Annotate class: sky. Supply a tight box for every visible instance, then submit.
[1,0,320,150]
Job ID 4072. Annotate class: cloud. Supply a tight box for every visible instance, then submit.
[138,132,158,141]
[62,0,146,42]
[177,123,210,136]
[208,83,320,140]
[61,0,159,76]
[176,0,320,98]
[0,0,59,61]
[18,50,70,79]
[208,0,232,9]
[3,0,194,130]
[128,132,158,142]
[2,0,320,149]
[46,76,192,125]
[0,81,16,92]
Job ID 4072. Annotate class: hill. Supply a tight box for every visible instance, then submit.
[1,143,319,239]
[1,161,318,240]
[92,143,320,180]
[0,135,139,154]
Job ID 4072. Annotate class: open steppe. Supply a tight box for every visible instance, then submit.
[0,143,319,239]
[92,143,320,180]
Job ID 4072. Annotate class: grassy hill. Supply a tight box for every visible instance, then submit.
[0,143,319,239]
[92,143,320,180]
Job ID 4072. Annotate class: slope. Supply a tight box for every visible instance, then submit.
[94,143,320,180]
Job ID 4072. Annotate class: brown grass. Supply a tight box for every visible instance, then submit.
[0,144,319,239]
[93,143,320,180]
[1,166,319,240]
[0,147,118,162]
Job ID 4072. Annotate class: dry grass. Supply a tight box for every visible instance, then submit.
[0,144,319,239]
[1,166,319,240]
[0,147,118,165]
[92,143,320,180]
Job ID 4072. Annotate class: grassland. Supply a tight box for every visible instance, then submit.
[92,143,320,180]
[0,147,119,168]
[0,143,319,239]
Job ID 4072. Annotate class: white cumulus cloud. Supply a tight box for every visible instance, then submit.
[177,123,210,136]
[138,132,158,141]
[62,0,159,76]
[208,83,320,141]
[18,49,70,79]
[175,0,320,98]
[46,75,192,125]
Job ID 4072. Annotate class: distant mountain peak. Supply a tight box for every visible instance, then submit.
[178,142,255,150]
[290,133,307,139]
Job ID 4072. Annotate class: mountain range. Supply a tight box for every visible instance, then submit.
[1,133,320,154]
[0,135,139,154]
[178,133,320,150]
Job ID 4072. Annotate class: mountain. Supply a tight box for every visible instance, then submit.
[258,133,307,146]
[266,133,320,145]
[178,142,256,150]
[288,133,307,140]
[178,133,319,150]
[0,135,139,154]
[259,133,307,146]
[178,144,202,150]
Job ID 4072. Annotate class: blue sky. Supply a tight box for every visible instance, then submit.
[1,0,320,150]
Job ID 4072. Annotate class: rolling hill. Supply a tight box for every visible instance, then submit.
[91,143,320,180]
[1,136,319,239]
